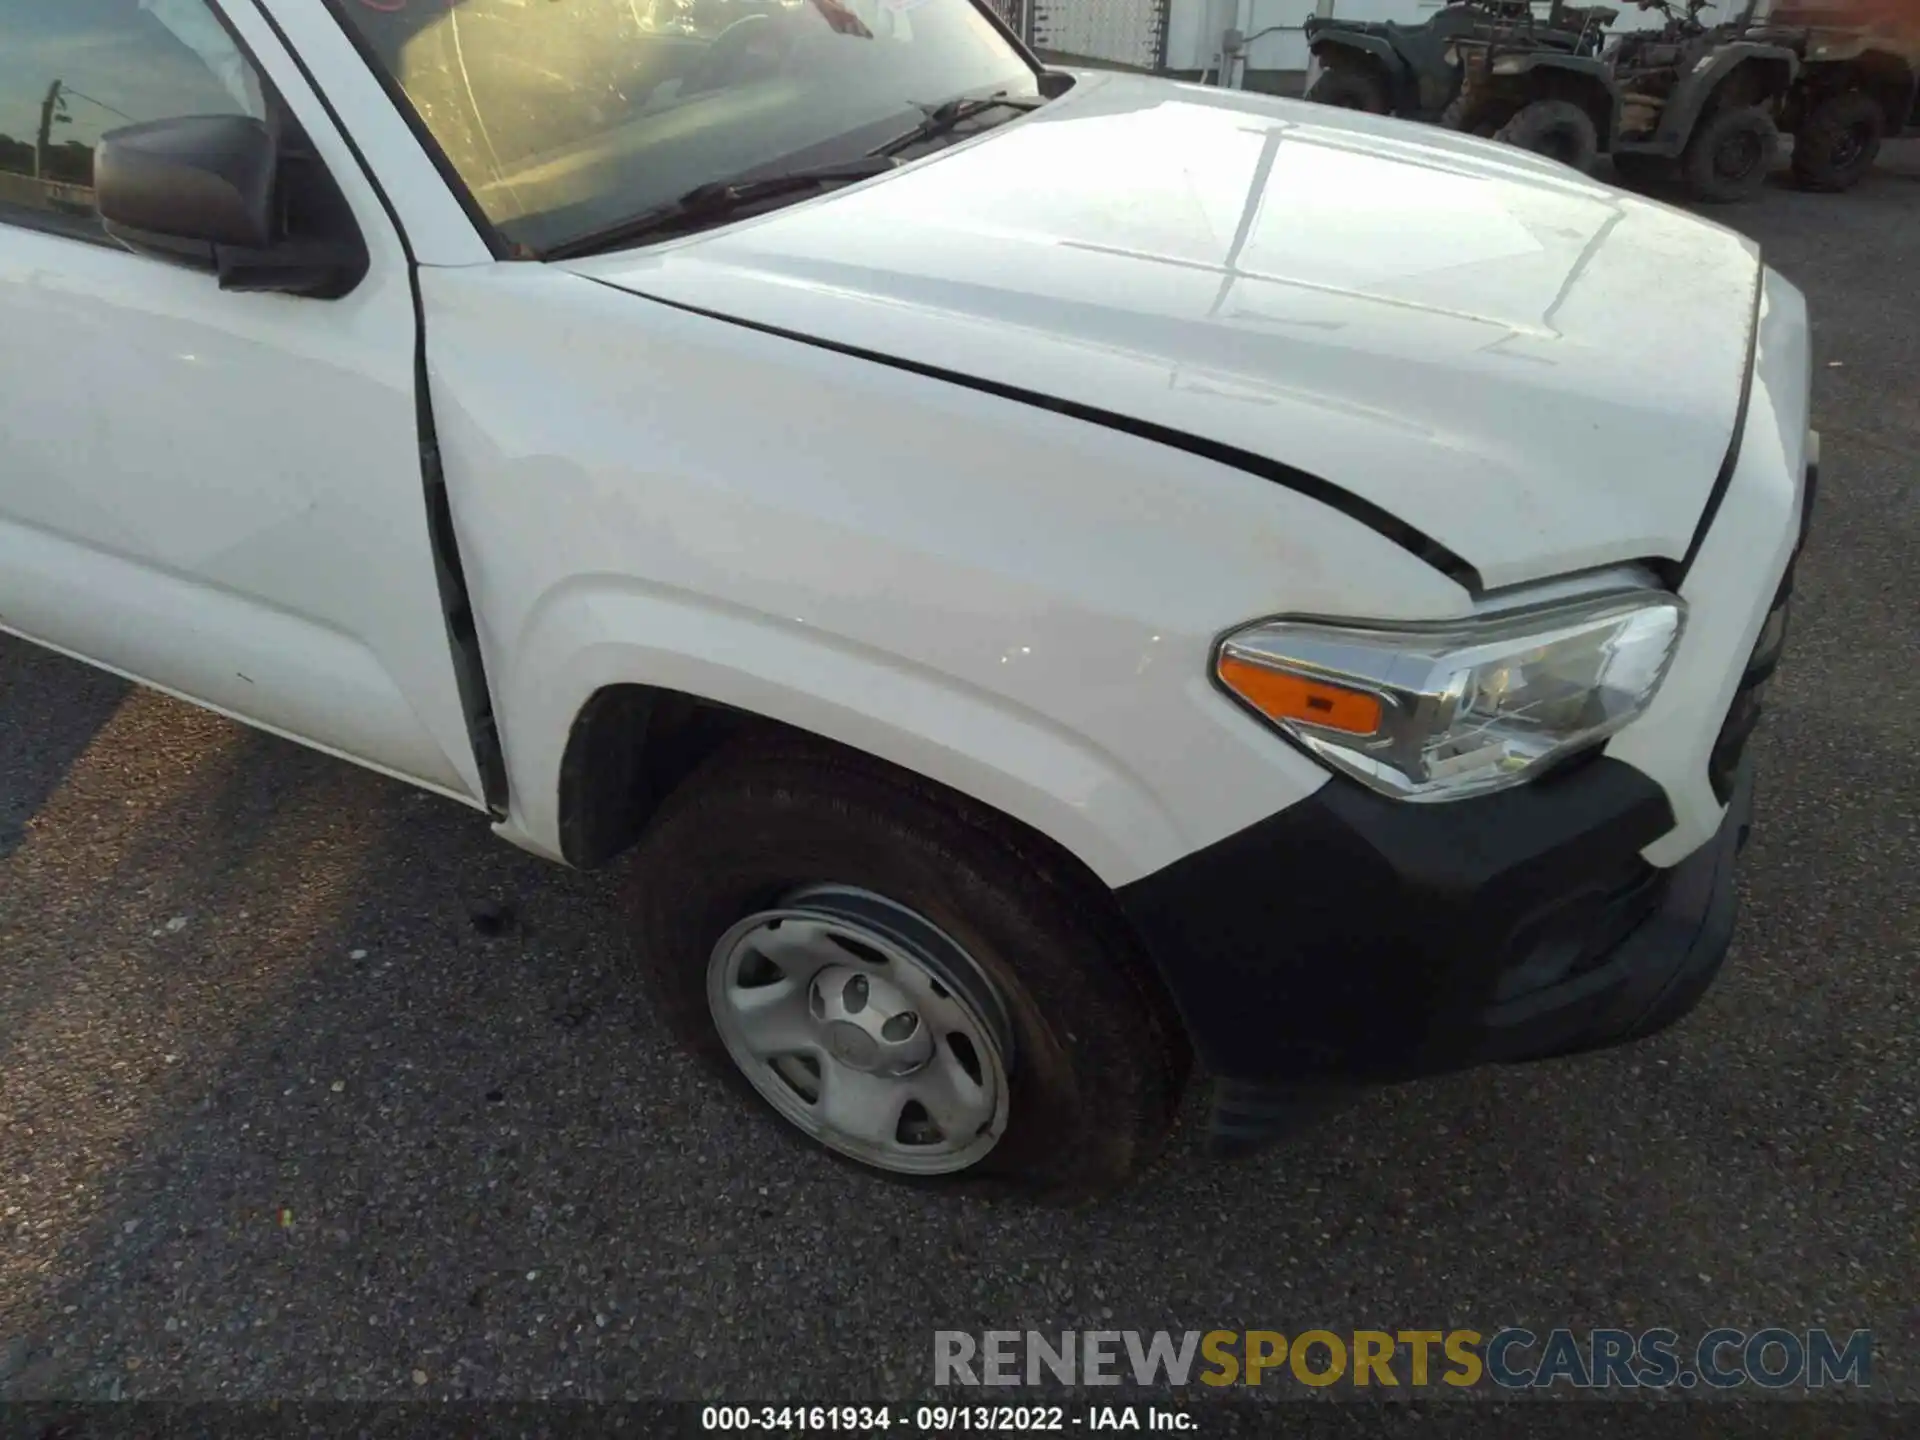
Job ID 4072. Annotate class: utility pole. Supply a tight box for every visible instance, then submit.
[34,79,63,181]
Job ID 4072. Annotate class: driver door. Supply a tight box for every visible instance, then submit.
[0,0,486,802]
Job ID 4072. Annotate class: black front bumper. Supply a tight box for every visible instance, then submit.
[1118,455,1815,1153]
[1113,446,1815,1151]
[1120,755,1755,1153]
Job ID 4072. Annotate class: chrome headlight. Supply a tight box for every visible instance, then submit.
[1217,591,1686,802]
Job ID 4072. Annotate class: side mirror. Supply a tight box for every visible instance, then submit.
[97,114,277,258]
[95,115,365,299]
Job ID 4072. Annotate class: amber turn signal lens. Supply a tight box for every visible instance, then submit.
[1218,655,1383,736]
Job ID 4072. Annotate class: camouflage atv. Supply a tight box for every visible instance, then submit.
[1604,0,1802,202]
[1303,0,1622,173]
[1769,0,1920,191]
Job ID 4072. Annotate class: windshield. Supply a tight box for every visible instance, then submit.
[329,0,1039,253]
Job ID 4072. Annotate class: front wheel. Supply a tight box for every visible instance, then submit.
[1682,106,1781,203]
[1791,91,1886,192]
[1495,100,1601,174]
[619,740,1189,1199]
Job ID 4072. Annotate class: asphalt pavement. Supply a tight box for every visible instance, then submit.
[2,145,1916,1407]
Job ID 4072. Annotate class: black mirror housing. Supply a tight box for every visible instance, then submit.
[93,114,369,299]
[96,115,277,253]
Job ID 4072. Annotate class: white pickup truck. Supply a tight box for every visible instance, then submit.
[1,0,1814,1197]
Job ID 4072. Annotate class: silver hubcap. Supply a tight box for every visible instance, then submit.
[706,885,1013,1175]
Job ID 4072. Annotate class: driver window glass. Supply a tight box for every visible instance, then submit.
[0,0,266,234]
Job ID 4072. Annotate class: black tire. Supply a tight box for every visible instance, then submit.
[1437,93,1498,137]
[1495,100,1601,174]
[1610,150,1674,189]
[1682,106,1780,203]
[619,737,1190,1201]
[1791,91,1886,193]
[1307,64,1391,114]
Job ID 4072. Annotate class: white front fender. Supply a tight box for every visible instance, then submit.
[493,577,1196,883]
[419,265,1472,886]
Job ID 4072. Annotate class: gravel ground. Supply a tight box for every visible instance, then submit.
[2,146,1916,1408]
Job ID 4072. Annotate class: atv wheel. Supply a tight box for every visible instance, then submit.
[1496,100,1600,174]
[1437,94,1499,138]
[1682,106,1779,203]
[1307,64,1390,115]
[1791,91,1885,193]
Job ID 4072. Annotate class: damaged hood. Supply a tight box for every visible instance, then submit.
[562,72,1764,590]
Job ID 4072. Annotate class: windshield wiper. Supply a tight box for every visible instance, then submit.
[541,91,1045,260]
[542,155,901,259]
[875,90,1046,157]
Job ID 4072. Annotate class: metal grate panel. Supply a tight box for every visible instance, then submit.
[1029,0,1169,70]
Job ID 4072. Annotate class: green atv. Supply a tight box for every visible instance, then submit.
[1303,0,1799,200]
[1604,0,1803,202]
[1303,0,1623,173]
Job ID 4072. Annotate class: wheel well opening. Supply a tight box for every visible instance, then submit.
[559,681,1138,890]
[1787,61,1906,135]
[554,684,1195,1076]
[1825,51,1918,130]
[557,684,758,869]
[1314,47,1397,90]
[1485,70,1612,135]
[1706,56,1795,117]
